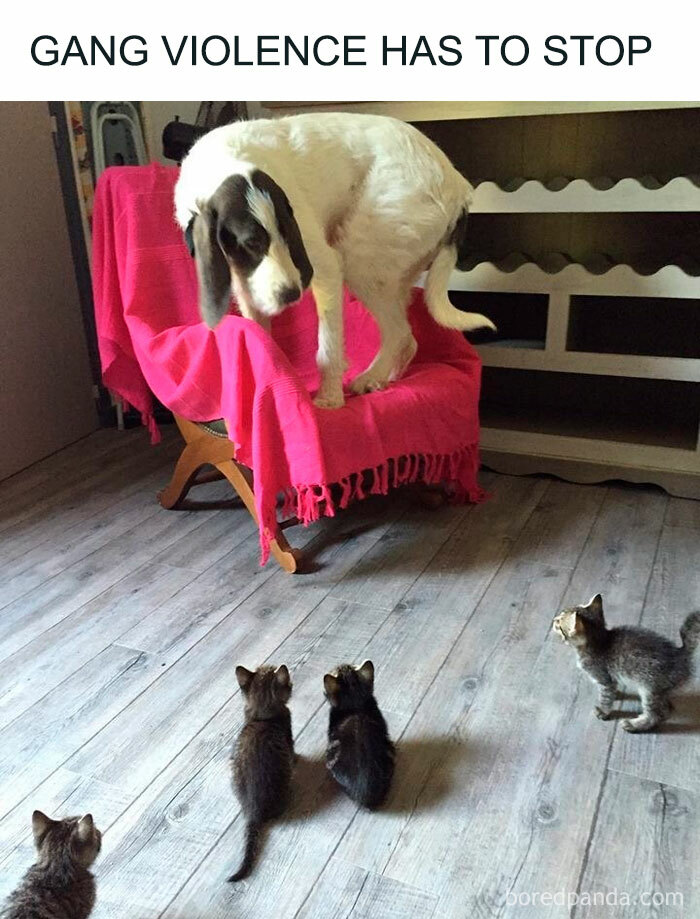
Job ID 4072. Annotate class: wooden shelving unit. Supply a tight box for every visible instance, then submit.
[439,106,700,498]
[470,175,700,214]
[260,102,700,498]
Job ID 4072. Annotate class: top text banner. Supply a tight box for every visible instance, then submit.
[1,0,697,101]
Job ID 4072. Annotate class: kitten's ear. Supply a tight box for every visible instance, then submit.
[275,664,291,688]
[356,660,374,688]
[32,810,52,842]
[587,594,604,619]
[236,666,255,692]
[324,673,340,701]
[76,814,94,841]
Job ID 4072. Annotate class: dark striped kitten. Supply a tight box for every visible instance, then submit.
[228,664,294,882]
[553,594,700,732]
[324,660,395,809]
[3,812,102,919]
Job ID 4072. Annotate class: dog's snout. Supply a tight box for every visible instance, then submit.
[278,285,301,306]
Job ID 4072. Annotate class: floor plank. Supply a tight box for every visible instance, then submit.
[163,476,549,919]
[575,771,696,918]
[608,517,700,794]
[377,487,667,917]
[0,430,697,919]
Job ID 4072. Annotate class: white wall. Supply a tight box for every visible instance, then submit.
[0,103,97,480]
[141,102,201,163]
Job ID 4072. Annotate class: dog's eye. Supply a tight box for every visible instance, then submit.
[244,238,265,256]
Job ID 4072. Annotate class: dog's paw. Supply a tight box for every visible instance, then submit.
[594,706,612,721]
[314,392,345,409]
[350,373,390,395]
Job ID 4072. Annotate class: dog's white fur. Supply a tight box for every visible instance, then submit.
[175,113,494,408]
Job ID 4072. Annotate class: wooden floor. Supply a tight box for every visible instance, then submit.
[0,426,698,919]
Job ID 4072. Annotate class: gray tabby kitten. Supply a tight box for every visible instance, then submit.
[229,664,294,882]
[2,812,102,919]
[553,594,700,732]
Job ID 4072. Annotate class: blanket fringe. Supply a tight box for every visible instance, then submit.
[260,444,487,566]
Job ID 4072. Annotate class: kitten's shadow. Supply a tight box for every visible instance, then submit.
[604,691,700,733]
[382,735,474,814]
[283,736,474,820]
[657,691,700,734]
[284,753,340,822]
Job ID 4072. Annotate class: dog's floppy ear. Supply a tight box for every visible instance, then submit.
[184,217,195,257]
[192,207,232,329]
[251,170,313,289]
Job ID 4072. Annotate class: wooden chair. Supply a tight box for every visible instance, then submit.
[158,415,304,573]
[158,415,449,574]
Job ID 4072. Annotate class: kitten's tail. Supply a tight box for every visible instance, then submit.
[227,819,260,882]
[680,612,700,655]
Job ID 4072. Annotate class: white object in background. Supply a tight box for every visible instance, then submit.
[90,102,147,178]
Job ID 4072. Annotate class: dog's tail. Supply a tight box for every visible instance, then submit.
[423,208,496,333]
[680,611,700,656]
[227,819,260,883]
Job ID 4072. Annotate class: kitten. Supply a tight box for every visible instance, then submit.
[324,660,395,809]
[553,594,700,732]
[3,811,102,919]
[228,664,294,882]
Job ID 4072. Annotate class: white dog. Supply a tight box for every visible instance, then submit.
[175,112,494,408]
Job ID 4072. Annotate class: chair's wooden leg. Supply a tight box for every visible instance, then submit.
[158,441,208,509]
[163,415,302,572]
[214,458,303,573]
[160,418,238,510]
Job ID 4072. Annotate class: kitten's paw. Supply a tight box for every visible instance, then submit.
[595,706,612,720]
[350,372,390,395]
[326,741,341,770]
[621,717,656,733]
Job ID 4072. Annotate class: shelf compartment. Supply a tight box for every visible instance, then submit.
[470,175,700,214]
[462,213,700,274]
[448,290,547,349]
[475,347,700,385]
[480,368,700,451]
[449,262,700,299]
[417,108,700,188]
[567,296,700,359]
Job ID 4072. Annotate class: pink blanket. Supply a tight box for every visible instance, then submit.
[93,164,485,563]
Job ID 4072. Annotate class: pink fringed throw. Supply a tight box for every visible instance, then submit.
[92,164,487,564]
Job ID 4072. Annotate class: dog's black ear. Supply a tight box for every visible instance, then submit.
[192,207,232,329]
[281,205,313,290]
[184,217,195,257]
[251,170,313,289]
